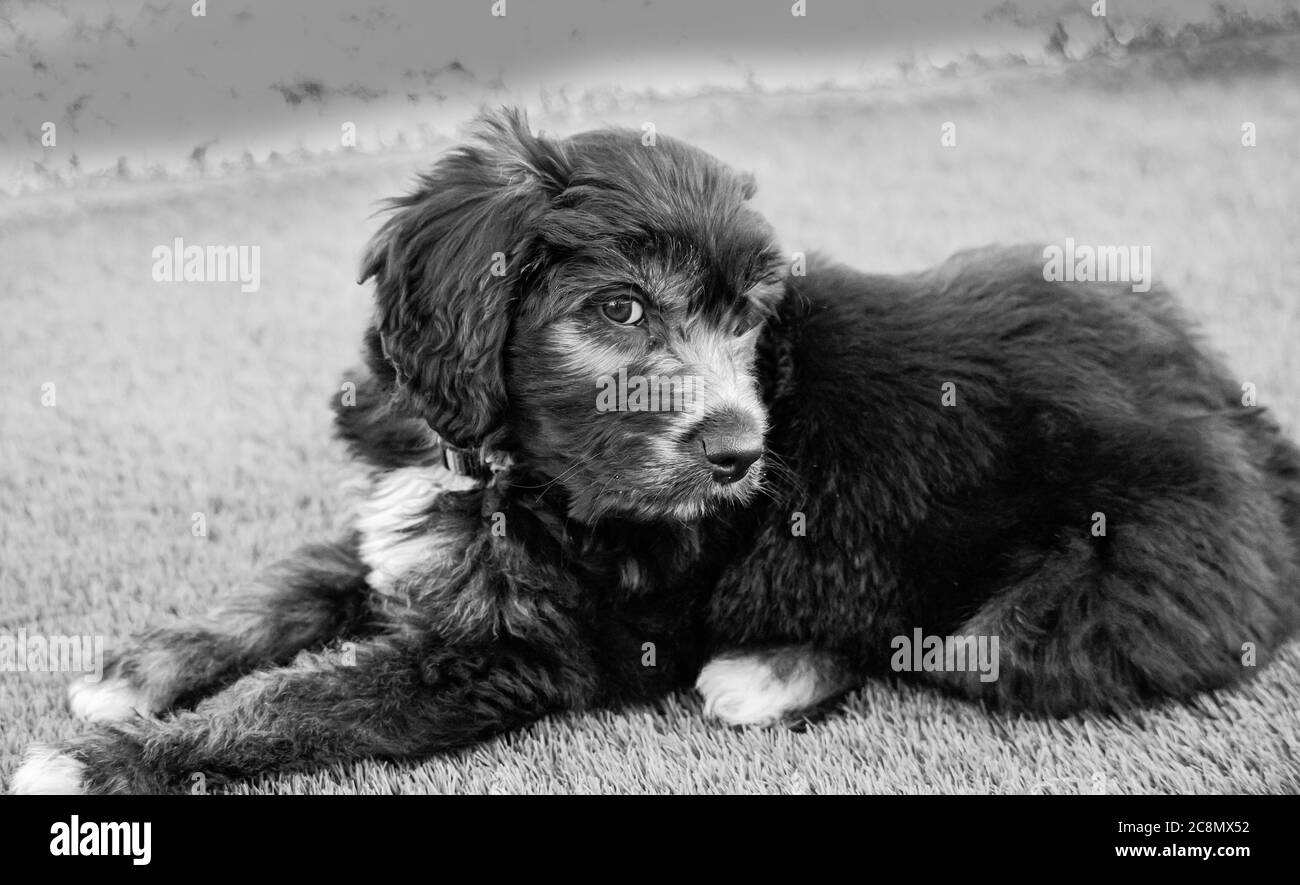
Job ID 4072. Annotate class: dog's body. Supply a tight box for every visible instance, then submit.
[14,111,1300,794]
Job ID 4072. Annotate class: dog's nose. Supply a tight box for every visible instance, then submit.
[703,439,763,483]
[691,408,765,484]
[699,424,764,483]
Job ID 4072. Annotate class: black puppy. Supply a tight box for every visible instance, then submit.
[14,109,1300,794]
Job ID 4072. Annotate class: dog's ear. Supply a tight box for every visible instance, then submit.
[358,108,568,448]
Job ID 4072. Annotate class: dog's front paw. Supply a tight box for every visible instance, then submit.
[696,652,822,727]
[68,675,157,722]
[10,746,87,795]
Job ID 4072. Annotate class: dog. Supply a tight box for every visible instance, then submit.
[13,108,1300,794]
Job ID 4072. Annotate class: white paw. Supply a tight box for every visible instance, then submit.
[696,653,820,727]
[68,675,154,722]
[11,747,86,795]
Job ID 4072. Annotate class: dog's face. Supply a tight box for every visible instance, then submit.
[360,109,785,523]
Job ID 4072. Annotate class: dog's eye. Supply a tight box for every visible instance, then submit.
[600,296,644,326]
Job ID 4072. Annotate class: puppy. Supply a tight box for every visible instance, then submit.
[13,109,1300,794]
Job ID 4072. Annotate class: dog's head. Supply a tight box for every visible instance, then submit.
[360,108,784,523]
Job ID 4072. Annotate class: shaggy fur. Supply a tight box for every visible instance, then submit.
[13,108,1300,794]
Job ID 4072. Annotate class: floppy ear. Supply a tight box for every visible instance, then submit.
[358,108,568,448]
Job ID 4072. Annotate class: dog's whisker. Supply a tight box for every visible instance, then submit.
[512,459,586,496]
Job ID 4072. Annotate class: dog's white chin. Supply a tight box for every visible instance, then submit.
[565,459,765,524]
[610,481,760,523]
[667,494,736,522]
[693,471,765,517]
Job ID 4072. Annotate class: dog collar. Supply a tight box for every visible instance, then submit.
[440,443,493,481]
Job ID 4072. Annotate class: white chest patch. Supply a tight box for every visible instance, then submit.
[354,465,476,592]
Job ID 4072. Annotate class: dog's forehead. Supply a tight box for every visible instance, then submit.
[642,239,779,313]
[506,127,786,327]
[543,231,778,320]
[561,132,770,229]
[539,133,780,311]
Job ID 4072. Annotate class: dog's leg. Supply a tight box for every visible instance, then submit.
[13,630,595,794]
[696,645,858,727]
[68,537,373,723]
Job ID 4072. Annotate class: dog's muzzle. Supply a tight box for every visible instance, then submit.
[689,408,764,484]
